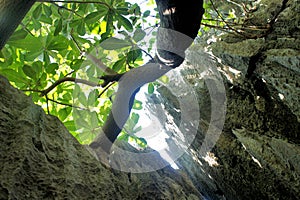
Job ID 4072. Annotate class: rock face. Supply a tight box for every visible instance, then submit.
[173,0,299,199]
[0,75,204,199]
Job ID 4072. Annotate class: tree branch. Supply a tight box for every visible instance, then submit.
[40,77,100,97]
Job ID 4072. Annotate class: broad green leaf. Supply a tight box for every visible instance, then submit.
[85,12,103,24]
[33,4,43,19]
[78,93,87,106]
[7,35,43,52]
[22,65,36,79]
[143,10,151,18]
[0,69,28,84]
[100,37,131,50]
[90,111,99,129]
[43,4,52,17]
[127,49,142,63]
[77,20,86,36]
[148,83,154,94]
[116,13,133,32]
[46,63,59,74]
[70,59,84,71]
[116,7,129,15]
[58,108,70,121]
[54,19,62,36]
[105,10,114,34]
[32,61,43,78]
[39,14,52,24]
[112,57,126,71]
[76,118,90,129]
[8,30,28,41]
[26,50,43,61]
[46,35,68,51]
[64,120,76,132]
[133,29,146,42]
[43,52,50,66]
[32,18,42,30]
[88,89,98,106]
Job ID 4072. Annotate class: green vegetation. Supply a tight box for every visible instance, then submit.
[0,0,254,145]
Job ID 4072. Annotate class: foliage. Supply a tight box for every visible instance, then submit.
[0,0,158,146]
[0,0,256,147]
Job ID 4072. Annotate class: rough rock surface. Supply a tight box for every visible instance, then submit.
[172,0,300,199]
[0,75,204,199]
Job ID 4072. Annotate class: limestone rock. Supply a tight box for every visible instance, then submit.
[0,75,203,200]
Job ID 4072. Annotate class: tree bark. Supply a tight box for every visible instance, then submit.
[0,0,36,49]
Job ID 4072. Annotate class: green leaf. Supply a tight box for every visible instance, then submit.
[46,35,68,51]
[0,69,28,84]
[58,108,70,121]
[78,93,87,106]
[133,29,146,42]
[7,35,43,52]
[39,14,52,24]
[118,132,129,141]
[33,4,43,19]
[43,52,50,66]
[76,118,90,129]
[32,61,43,78]
[131,112,140,124]
[136,137,147,148]
[100,37,131,50]
[88,89,98,106]
[133,100,142,110]
[90,111,99,129]
[116,13,133,32]
[22,65,36,79]
[46,63,59,74]
[148,83,154,94]
[32,18,42,30]
[70,59,84,71]
[85,12,102,24]
[77,20,86,36]
[8,30,28,41]
[54,19,62,36]
[116,7,129,15]
[112,57,126,71]
[64,120,76,131]
[127,49,142,63]
[143,10,151,18]
[105,11,114,34]
[43,4,52,17]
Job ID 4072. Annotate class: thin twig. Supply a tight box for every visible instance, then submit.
[47,97,87,110]
[70,32,83,53]
[98,82,115,98]
[86,54,118,75]
[46,95,50,114]
[209,0,245,37]
[41,77,100,97]
[20,23,35,37]
[52,3,82,17]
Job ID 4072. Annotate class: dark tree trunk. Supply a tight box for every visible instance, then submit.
[0,0,36,49]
